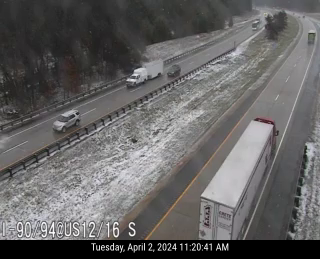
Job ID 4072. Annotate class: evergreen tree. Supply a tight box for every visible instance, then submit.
[229,16,234,28]
[0,0,253,110]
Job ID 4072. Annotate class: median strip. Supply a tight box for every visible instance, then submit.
[0,47,237,180]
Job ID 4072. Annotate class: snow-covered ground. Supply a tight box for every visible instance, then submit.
[144,11,259,61]
[0,23,298,240]
[0,11,258,125]
[293,101,320,240]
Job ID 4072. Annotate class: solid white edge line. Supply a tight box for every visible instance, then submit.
[243,23,317,240]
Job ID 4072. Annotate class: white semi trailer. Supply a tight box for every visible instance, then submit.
[199,117,279,240]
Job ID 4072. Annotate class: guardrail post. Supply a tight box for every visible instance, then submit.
[140,99,143,104]
[128,105,132,110]
[145,96,148,101]
[85,127,89,135]
[101,119,105,126]
[57,142,61,150]
[296,186,302,197]
[8,168,13,177]
[46,148,50,156]
[109,115,112,121]
[34,154,38,163]
[76,132,80,139]
[122,108,126,114]
[22,161,27,170]
[116,111,119,117]
[288,221,295,234]
[93,123,97,130]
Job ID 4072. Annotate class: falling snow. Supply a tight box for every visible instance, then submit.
[0,22,294,240]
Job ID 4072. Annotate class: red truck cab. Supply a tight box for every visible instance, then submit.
[254,117,279,156]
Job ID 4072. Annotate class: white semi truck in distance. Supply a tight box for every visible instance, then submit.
[308,30,316,44]
[126,59,164,88]
[199,117,279,240]
[252,19,260,31]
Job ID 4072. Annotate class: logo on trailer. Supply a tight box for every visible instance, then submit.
[219,211,232,221]
[203,205,211,228]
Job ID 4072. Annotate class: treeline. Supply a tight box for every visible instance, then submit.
[265,11,288,40]
[255,0,320,12]
[0,0,252,113]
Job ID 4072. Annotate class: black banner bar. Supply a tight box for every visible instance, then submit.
[1,240,231,253]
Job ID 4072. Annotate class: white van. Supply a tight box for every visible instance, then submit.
[126,68,148,88]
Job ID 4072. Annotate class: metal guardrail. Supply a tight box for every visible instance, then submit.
[0,47,236,180]
[286,145,308,240]
[0,20,254,132]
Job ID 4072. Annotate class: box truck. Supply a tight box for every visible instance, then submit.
[143,59,164,79]
[126,68,148,88]
[126,59,164,88]
[252,20,260,31]
[308,30,316,44]
[198,117,279,240]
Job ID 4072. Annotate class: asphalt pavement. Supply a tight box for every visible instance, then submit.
[0,17,263,170]
[117,14,317,240]
[248,16,320,240]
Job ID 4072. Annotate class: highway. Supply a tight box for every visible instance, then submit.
[250,15,320,240]
[117,14,319,240]
[0,16,263,170]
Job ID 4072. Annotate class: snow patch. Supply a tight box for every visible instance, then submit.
[294,99,320,239]
[144,12,259,62]
[0,34,276,240]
